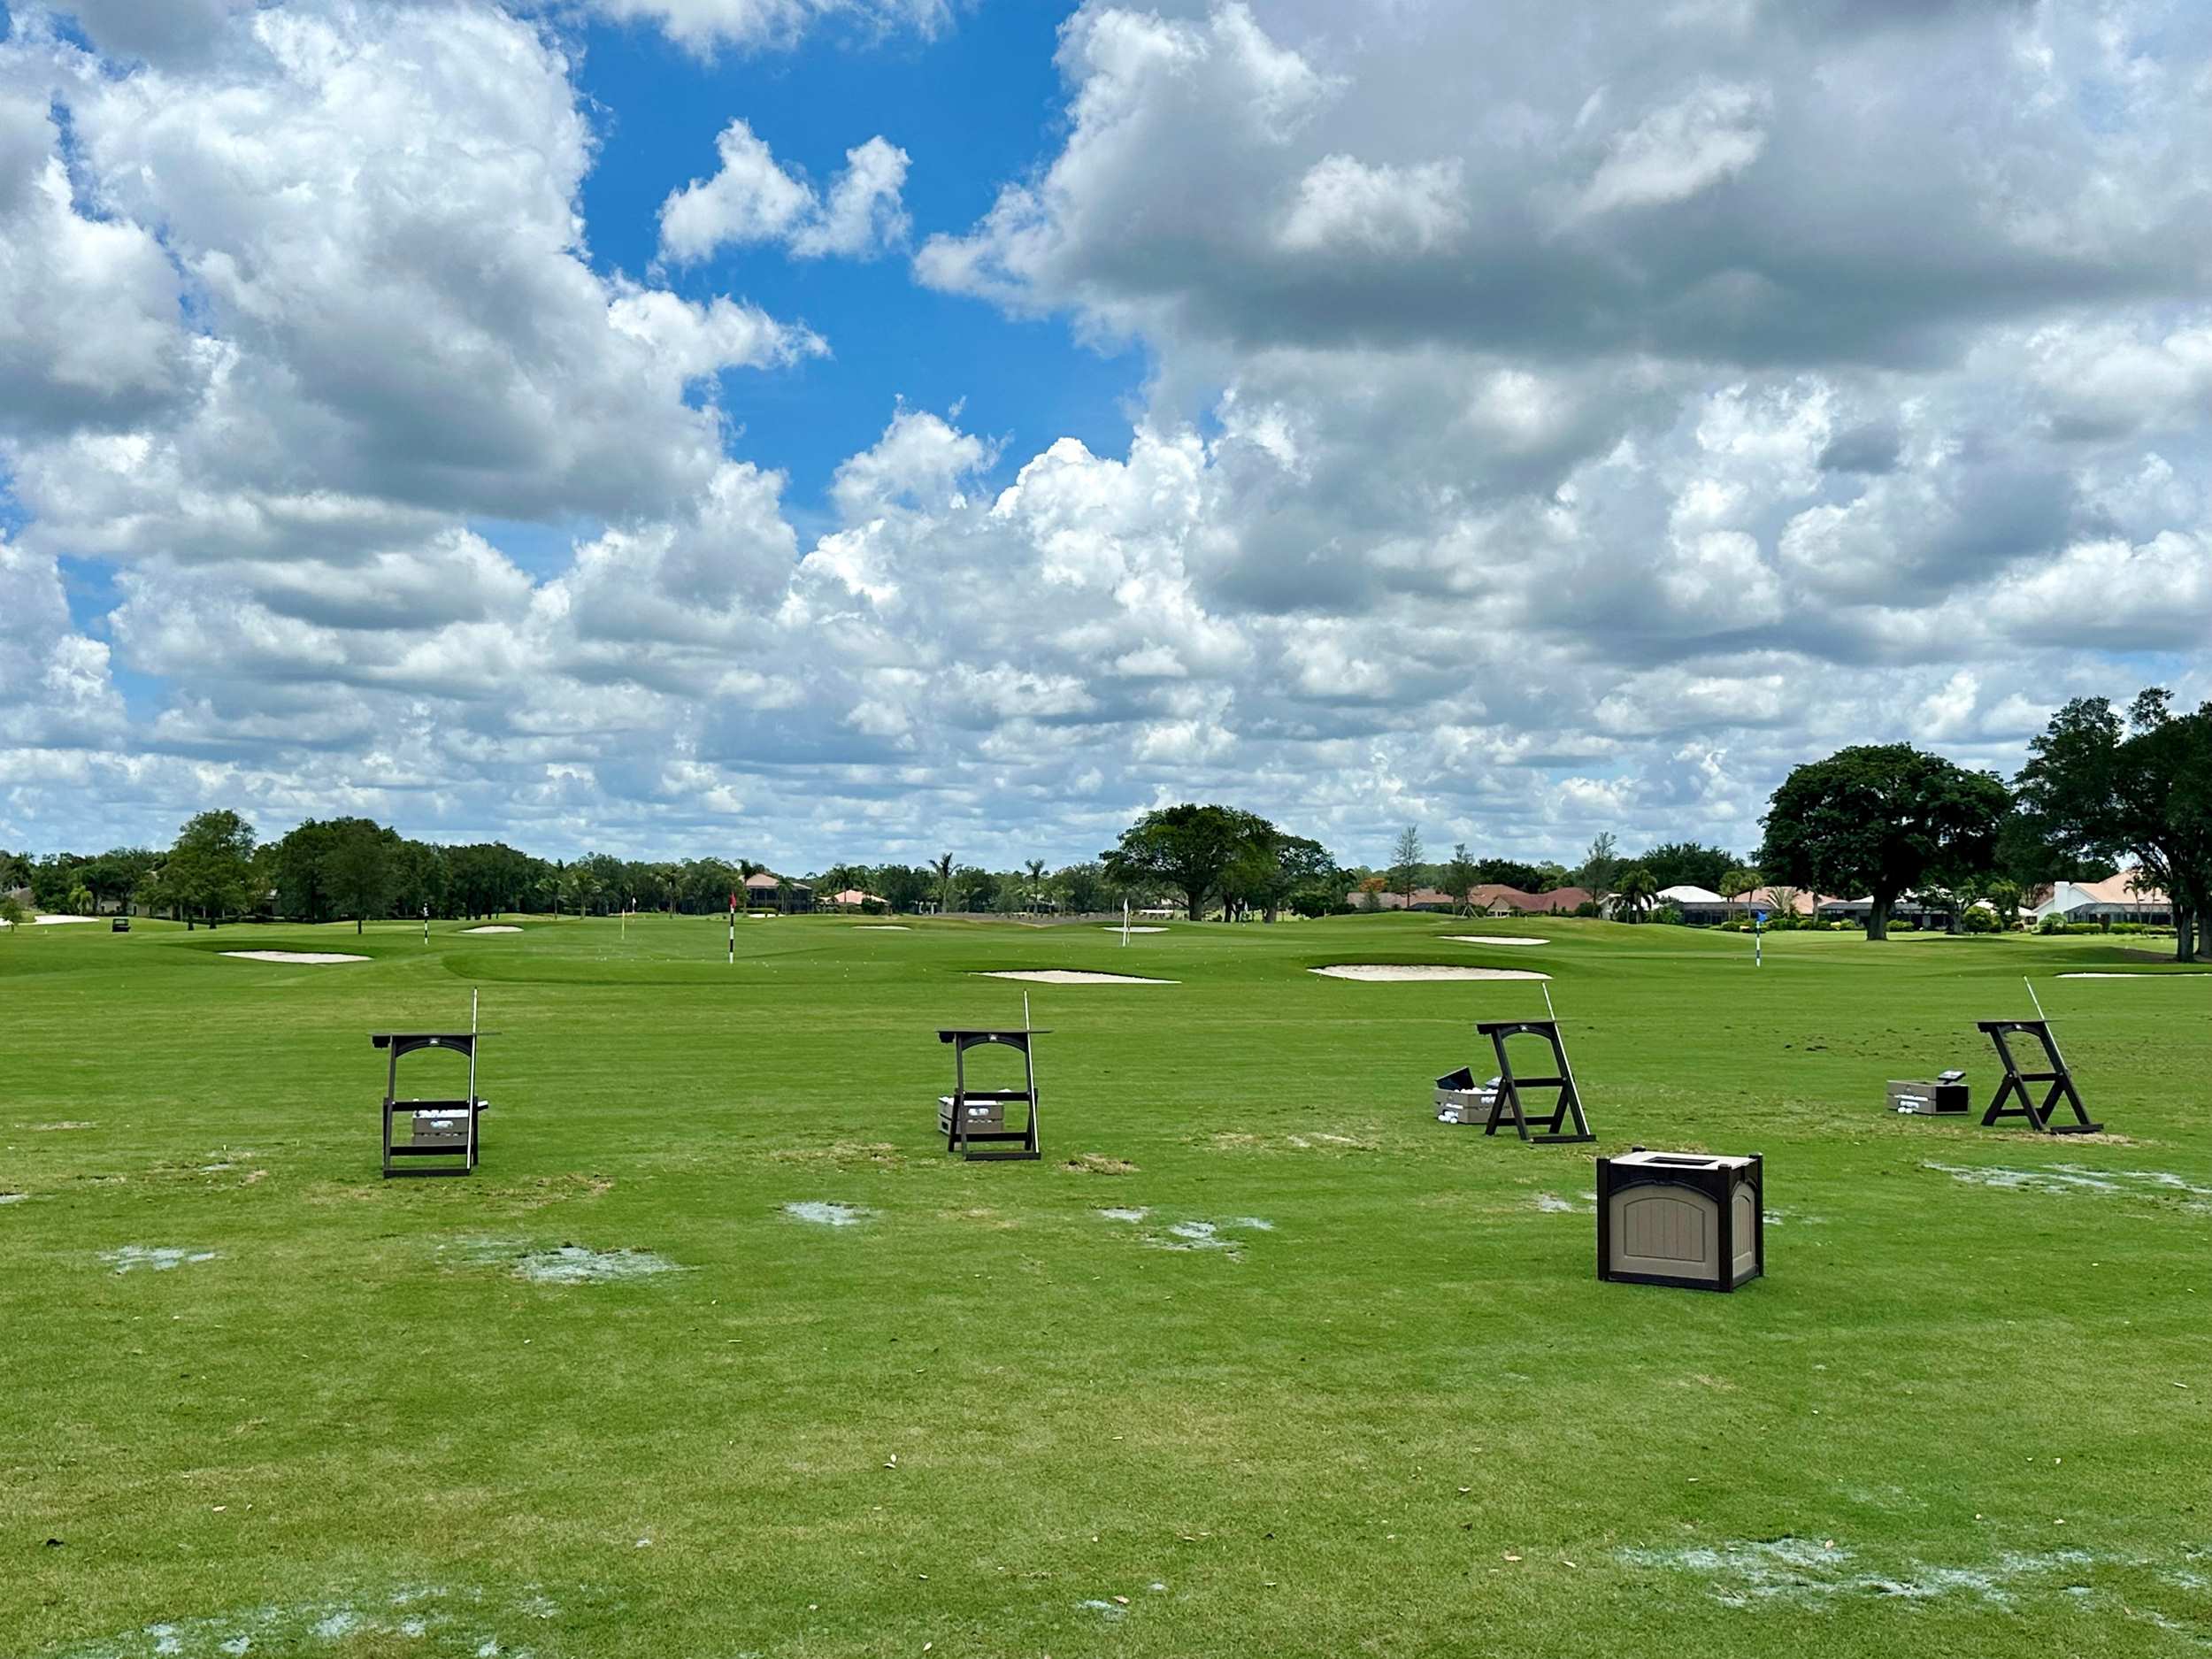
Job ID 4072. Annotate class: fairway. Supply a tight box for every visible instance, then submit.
[5,914,2209,1657]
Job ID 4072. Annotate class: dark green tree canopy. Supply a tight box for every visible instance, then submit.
[1637,841,1740,893]
[2016,690,2212,960]
[161,810,259,926]
[1102,804,1278,921]
[1760,743,2010,940]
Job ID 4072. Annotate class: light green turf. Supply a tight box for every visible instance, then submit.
[4,912,2208,1657]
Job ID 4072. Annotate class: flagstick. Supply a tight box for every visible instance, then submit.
[1542,982,1586,1116]
[2024,976,2070,1073]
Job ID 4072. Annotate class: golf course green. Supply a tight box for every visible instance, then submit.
[4,912,2207,1656]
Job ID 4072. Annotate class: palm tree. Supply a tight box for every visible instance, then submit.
[561,866,599,919]
[1612,864,1658,923]
[932,853,955,915]
[1024,858,1047,911]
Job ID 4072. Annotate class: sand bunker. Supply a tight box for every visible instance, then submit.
[462,925,522,934]
[2059,971,2209,979]
[1310,964,1549,982]
[1102,926,1169,933]
[34,913,102,925]
[220,950,370,964]
[977,970,1178,985]
[0,1193,26,1206]
[855,925,910,931]
[1440,935,1546,947]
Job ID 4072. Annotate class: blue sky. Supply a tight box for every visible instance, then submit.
[571,4,1141,523]
[1,0,2208,871]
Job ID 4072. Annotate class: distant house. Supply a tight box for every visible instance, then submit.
[1729,886,1821,919]
[1466,884,1591,916]
[2032,872,2170,926]
[1814,894,1955,928]
[743,871,813,914]
[1655,884,1729,925]
[823,887,887,911]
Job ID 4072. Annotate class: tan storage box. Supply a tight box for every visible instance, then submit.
[1596,1148,1763,1292]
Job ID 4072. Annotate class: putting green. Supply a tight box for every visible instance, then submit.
[4,912,2207,1657]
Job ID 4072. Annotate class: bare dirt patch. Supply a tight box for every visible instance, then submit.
[976,969,1177,985]
[219,950,370,964]
[1064,1152,1138,1174]
[1924,1162,2209,1203]
[458,1240,684,1282]
[771,1141,907,1170]
[60,1582,567,1657]
[784,1201,872,1228]
[1616,1535,2169,1612]
[1310,964,1549,982]
[101,1246,220,1274]
[1207,1129,1381,1155]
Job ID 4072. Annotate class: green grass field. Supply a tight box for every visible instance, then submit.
[4,912,2208,1657]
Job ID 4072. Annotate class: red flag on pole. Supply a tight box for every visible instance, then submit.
[729,892,737,912]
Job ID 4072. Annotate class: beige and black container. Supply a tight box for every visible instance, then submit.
[1887,1071,1969,1116]
[1596,1148,1763,1292]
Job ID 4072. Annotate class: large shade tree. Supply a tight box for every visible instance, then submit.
[2016,690,2212,962]
[1102,804,1277,922]
[1224,830,1340,923]
[161,810,258,928]
[326,819,402,934]
[1760,744,2010,941]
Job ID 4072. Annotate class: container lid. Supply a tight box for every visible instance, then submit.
[1611,1149,1758,1172]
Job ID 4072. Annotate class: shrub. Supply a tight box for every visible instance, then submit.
[1653,903,1685,926]
[1962,910,1999,933]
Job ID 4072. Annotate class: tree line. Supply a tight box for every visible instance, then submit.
[4,687,2205,957]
